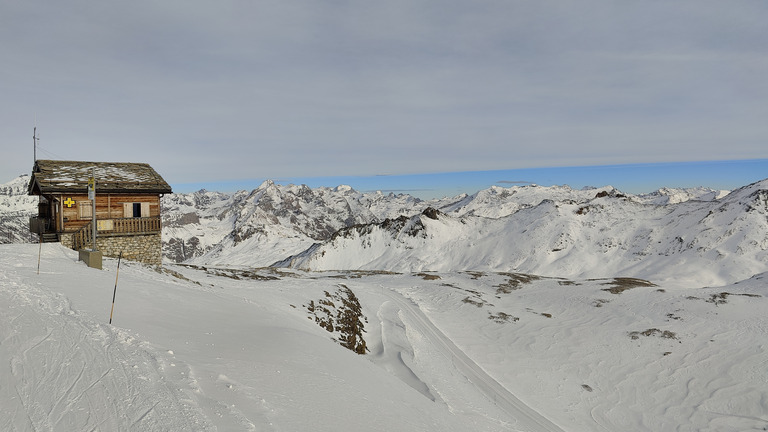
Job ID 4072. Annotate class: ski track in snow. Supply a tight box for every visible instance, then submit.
[378,286,565,432]
[0,250,212,432]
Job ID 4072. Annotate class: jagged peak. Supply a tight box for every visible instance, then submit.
[1,174,33,196]
[334,184,354,193]
[258,179,276,190]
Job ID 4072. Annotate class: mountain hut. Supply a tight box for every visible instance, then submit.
[28,160,172,266]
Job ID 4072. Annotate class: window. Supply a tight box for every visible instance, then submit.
[78,200,93,220]
[123,202,150,218]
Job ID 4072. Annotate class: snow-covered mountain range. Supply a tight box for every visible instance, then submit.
[277,181,765,287]
[4,173,763,287]
[157,176,762,287]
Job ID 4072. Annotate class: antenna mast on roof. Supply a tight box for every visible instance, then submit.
[33,118,40,163]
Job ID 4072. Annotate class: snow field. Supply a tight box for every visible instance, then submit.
[2,243,767,431]
[0,246,210,431]
[395,272,768,431]
[2,245,510,431]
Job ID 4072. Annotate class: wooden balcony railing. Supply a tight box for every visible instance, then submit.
[105,216,161,234]
[72,217,161,250]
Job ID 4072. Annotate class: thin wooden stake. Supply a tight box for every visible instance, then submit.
[37,232,42,275]
[109,251,122,324]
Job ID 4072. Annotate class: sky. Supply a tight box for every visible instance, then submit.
[2,1,767,198]
[179,158,768,199]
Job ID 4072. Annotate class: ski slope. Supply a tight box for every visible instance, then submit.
[0,247,210,431]
[2,243,767,431]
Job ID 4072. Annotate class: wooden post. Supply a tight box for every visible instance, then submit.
[89,169,97,251]
[37,224,42,275]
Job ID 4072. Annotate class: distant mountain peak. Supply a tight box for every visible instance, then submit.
[0,174,31,197]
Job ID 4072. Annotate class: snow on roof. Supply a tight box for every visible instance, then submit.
[29,160,172,195]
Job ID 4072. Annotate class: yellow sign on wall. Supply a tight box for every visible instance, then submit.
[64,197,75,208]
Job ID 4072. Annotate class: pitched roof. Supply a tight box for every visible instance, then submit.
[28,160,173,195]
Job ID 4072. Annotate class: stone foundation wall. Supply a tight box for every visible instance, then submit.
[60,232,74,250]
[61,232,163,266]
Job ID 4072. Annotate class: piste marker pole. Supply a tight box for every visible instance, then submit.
[109,251,122,324]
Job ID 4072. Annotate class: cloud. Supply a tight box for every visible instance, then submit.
[2,1,767,186]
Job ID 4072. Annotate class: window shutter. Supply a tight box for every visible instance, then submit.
[123,203,132,218]
[79,201,93,220]
[141,202,150,217]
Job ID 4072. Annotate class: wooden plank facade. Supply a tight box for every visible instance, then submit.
[28,160,172,266]
[47,193,162,234]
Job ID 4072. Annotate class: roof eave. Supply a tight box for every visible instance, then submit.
[28,177,42,196]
